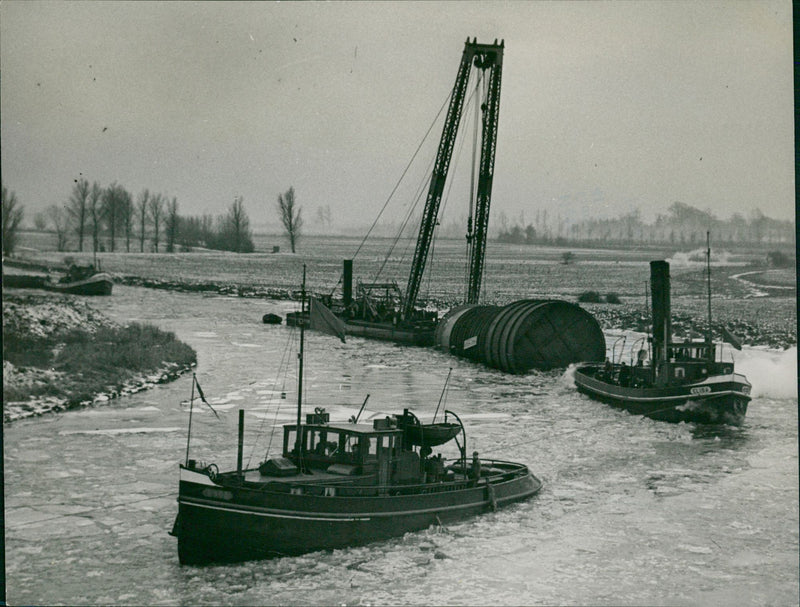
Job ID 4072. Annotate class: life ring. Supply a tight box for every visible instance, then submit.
[206,463,219,481]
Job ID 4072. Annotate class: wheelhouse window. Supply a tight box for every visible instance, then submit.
[283,426,401,466]
[308,429,340,456]
[284,430,298,456]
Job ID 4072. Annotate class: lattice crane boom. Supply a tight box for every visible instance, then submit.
[402,38,504,319]
[467,45,503,304]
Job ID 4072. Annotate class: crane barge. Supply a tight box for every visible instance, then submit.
[310,38,504,346]
[299,38,606,373]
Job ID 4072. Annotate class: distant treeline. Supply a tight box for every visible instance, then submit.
[496,202,794,247]
[14,179,255,255]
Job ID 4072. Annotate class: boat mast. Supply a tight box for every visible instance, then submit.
[644,281,651,361]
[706,231,712,346]
[295,264,306,463]
[184,373,197,466]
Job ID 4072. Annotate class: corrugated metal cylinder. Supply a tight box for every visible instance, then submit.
[435,299,606,373]
[449,306,502,362]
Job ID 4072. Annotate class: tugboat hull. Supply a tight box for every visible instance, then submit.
[52,273,114,296]
[175,463,541,565]
[574,363,751,426]
[4,272,113,295]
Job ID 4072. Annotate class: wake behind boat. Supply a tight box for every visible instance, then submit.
[573,237,751,426]
[172,267,542,565]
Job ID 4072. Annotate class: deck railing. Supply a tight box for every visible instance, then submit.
[241,458,529,498]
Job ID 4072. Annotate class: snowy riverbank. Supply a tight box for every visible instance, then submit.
[2,292,196,423]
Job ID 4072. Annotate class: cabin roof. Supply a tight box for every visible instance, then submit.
[286,422,403,436]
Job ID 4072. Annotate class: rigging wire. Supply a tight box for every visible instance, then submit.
[350,90,453,263]
[245,325,293,467]
[428,81,476,304]
[364,73,481,289]
[370,149,437,285]
[432,368,453,422]
[417,73,479,306]
[325,89,452,300]
[245,318,300,468]
[465,69,482,298]
[425,117,466,304]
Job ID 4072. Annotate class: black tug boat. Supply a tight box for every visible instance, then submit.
[52,263,113,296]
[172,269,542,565]
[3,263,113,296]
[573,243,751,426]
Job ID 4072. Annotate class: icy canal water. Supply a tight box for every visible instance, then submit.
[5,286,798,606]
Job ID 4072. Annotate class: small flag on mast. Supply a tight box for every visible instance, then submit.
[720,325,743,351]
[194,376,220,419]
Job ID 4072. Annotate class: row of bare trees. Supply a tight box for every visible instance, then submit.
[496,202,795,247]
[53,179,258,254]
[53,179,181,254]
[5,180,301,257]
[178,197,255,253]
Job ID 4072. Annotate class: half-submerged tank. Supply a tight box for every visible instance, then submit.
[435,299,606,373]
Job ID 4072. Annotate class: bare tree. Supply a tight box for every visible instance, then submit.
[164,197,179,253]
[120,189,134,252]
[215,196,254,253]
[2,185,24,256]
[48,204,69,251]
[315,204,332,229]
[201,214,213,245]
[102,182,128,252]
[148,193,164,252]
[33,212,47,231]
[176,214,206,248]
[277,186,302,253]
[89,182,103,256]
[66,177,90,251]
[231,196,253,253]
[137,189,149,252]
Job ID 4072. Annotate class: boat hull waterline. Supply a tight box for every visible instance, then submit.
[52,273,114,296]
[175,463,541,564]
[574,363,750,425]
[3,272,113,295]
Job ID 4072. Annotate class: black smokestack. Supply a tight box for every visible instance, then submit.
[343,259,353,307]
[650,260,671,363]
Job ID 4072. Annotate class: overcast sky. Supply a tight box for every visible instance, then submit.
[1,1,794,233]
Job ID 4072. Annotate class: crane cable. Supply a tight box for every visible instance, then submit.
[371,149,437,285]
[465,69,482,297]
[325,90,453,300]
[426,90,474,305]
[418,75,481,305]
[350,90,452,262]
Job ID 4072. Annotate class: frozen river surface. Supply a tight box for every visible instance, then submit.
[5,286,798,605]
